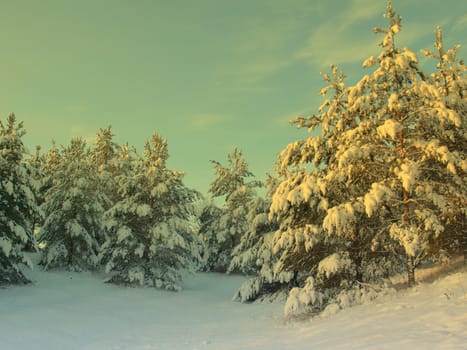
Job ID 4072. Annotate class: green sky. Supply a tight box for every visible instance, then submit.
[0,0,465,194]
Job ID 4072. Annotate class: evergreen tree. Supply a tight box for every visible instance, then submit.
[100,133,201,290]
[203,148,261,272]
[421,27,467,263]
[39,141,62,195]
[197,200,224,271]
[36,141,62,211]
[89,126,120,206]
[270,65,401,314]
[268,1,465,317]
[354,3,466,285]
[0,114,38,284]
[90,126,118,169]
[26,145,47,235]
[39,138,109,271]
[229,176,290,302]
[229,195,275,276]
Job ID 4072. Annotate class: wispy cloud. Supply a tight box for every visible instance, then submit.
[346,0,386,22]
[295,0,456,68]
[221,9,310,85]
[398,19,448,47]
[452,14,467,32]
[234,59,295,85]
[296,0,385,67]
[191,113,232,129]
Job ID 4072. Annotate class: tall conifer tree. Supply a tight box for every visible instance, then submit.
[203,148,261,272]
[0,114,38,284]
[39,138,109,270]
[267,1,465,317]
[100,133,201,290]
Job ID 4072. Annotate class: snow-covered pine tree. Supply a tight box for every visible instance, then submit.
[354,3,466,286]
[267,1,464,317]
[229,175,290,302]
[197,200,224,271]
[27,145,45,211]
[229,195,275,276]
[39,138,109,271]
[0,114,38,284]
[90,126,118,169]
[38,141,62,196]
[203,148,261,272]
[100,133,201,290]
[23,145,45,251]
[36,141,63,214]
[270,65,399,316]
[89,126,120,206]
[97,141,139,268]
[421,27,467,263]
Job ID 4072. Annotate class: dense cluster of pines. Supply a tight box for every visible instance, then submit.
[1,2,465,316]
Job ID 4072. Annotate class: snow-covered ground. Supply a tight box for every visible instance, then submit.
[1,262,466,350]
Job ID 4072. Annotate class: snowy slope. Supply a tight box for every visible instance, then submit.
[0,263,466,350]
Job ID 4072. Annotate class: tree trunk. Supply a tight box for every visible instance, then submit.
[355,256,363,283]
[407,255,415,287]
[398,124,416,286]
[463,221,466,265]
[68,239,74,267]
[350,235,363,283]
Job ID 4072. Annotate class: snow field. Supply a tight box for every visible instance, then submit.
[1,265,466,350]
